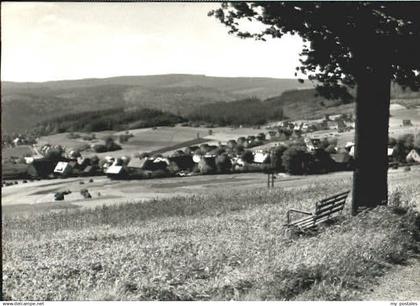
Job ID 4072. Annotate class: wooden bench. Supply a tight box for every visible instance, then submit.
[285,190,350,231]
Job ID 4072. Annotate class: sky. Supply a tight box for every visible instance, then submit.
[1,2,304,82]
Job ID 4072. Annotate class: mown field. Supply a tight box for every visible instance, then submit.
[2,145,33,160]
[2,171,420,301]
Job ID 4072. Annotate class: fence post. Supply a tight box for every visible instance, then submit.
[267,171,275,188]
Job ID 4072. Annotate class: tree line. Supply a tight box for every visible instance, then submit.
[186,97,285,126]
[32,108,185,136]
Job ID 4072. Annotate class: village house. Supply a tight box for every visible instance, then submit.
[328,114,342,121]
[253,150,270,164]
[388,147,395,161]
[105,164,127,179]
[24,155,44,164]
[54,161,75,177]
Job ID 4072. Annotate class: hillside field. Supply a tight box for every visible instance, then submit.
[1,145,33,159]
[2,166,420,300]
[3,102,419,164]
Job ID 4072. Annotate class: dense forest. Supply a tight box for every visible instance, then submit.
[32,108,186,136]
[187,97,285,126]
[16,85,420,138]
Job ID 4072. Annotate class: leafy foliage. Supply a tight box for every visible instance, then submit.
[210,3,420,98]
[270,145,288,171]
[210,2,420,211]
[241,150,254,164]
[281,146,312,175]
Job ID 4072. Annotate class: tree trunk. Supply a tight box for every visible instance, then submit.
[352,63,391,215]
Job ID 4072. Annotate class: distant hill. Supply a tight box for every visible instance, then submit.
[264,88,351,120]
[185,88,348,125]
[4,75,418,134]
[188,86,420,125]
[1,74,312,133]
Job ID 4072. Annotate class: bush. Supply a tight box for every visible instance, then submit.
[282,147,313,175]
[248,139,263,148]
[136,152,150,159]
[310,149,336,174]
[104,137,122,152]
[44,148,64,161]
[227,140,237,149]
[393,133,415,162]
[90,156,100,166]
[197,160,213,174]
[149,169,168,178]
[241,150,254,164]
[270,145,288,171]
[82,134,96,141]
[233,145,245,156]
[414,132,420,150]
[67,132,81,139]
[119,134,131,143]
[242,163,272,172]
[93,144,108,153]
[388,137,397,147]
[237,137,246,146]
[256,133,266,141]
[215,154,232,173]
[199,144,211,155]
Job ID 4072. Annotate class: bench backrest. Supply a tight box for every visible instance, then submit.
[314,190,350,219]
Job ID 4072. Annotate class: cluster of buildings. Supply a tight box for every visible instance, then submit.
[3,132,273,181]
[269,114,355,134]
[2,134,37,148]
[104,142,272,180]
[5,117,419,182]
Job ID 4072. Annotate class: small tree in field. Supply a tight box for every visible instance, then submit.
[210,3,420,214]
[270,145,288,171]
[241,150,254,164]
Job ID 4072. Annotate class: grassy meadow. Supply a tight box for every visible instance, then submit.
[2,175,420,301]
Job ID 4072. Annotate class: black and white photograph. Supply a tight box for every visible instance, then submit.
[2,1,420,302]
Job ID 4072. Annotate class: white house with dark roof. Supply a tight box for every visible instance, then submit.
[253,150,270,163]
